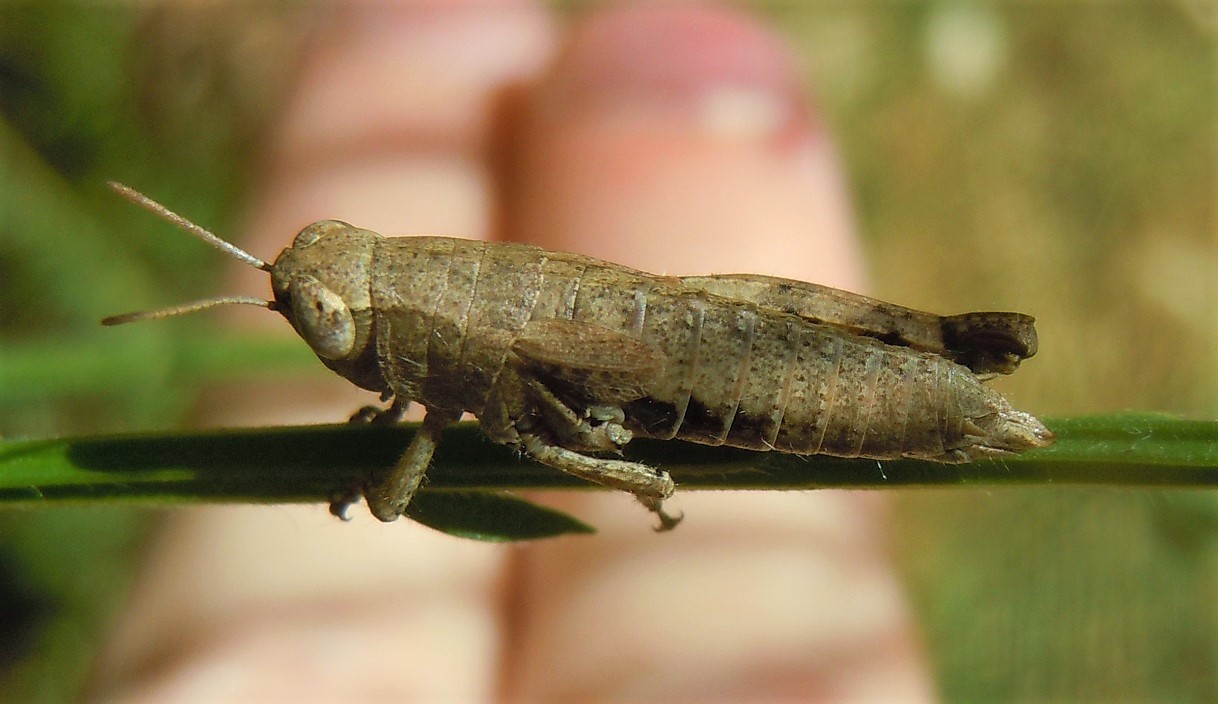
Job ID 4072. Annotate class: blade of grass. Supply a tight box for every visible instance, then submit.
[404,492,594,541]
[2,413,1217,508]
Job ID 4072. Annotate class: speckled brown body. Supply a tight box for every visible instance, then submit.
[105,183,1053,529]
[279,232,1052,467]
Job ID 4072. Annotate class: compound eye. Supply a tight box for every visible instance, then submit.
[288,275,355,360]
[293,220,354,248]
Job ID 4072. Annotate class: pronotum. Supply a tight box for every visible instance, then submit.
[104,183,1054,530]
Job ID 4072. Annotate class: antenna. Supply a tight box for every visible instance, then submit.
[103,182,276,326]
[108,181,271,271]
[102,297,275,326]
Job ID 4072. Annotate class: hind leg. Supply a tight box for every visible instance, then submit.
[518,433,682,531]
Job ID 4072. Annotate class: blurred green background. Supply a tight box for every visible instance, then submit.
[1,1,1215,701]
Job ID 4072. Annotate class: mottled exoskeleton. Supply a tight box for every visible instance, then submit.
[105,184,1054,529]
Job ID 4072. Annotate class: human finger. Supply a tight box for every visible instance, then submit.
[495,5,933,701]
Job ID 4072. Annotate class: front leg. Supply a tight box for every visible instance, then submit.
[330,395,410,520]
[348,395,409,424]
[364,407,460,522]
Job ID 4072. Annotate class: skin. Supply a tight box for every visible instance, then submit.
[91,2,938,701]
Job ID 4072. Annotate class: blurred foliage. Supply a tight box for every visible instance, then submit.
[765,3,1218,701]
[0,1,1216,702]
[0,4,311,701]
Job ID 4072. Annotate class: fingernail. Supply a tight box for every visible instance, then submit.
[542,5,813,140]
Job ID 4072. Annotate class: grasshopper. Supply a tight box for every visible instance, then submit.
[105,183,1054,530]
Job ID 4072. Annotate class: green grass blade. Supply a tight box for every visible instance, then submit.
[404,492,594,541]
[1,413,1217,539]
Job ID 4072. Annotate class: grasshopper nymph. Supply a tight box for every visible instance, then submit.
[105,183,1054,530]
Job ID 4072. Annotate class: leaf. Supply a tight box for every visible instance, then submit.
[405,492,594,541]
[4,413,1218,541]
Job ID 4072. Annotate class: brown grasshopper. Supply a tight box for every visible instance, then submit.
[104,183,1054,529]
